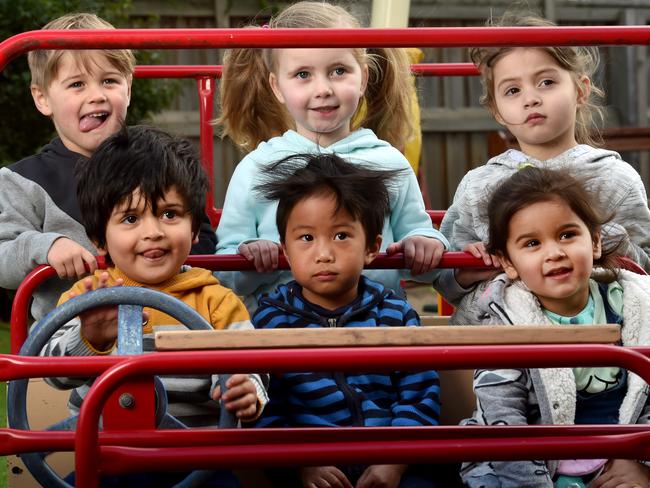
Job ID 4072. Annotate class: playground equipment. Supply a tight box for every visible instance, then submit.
[2,23,650,487]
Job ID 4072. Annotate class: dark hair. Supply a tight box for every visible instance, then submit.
[254,153,402,244]
[76,125,208,250]
[486,166,620,274]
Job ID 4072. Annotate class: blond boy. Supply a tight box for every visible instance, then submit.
[0,13,215,321]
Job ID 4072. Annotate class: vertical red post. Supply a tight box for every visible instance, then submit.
[197,76,218,227]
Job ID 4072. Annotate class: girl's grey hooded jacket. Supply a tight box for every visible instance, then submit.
[433,145,650,305]
[451,269,650,488]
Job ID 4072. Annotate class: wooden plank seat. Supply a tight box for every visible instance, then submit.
[155,325,621,350]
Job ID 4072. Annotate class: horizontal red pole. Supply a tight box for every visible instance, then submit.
[133,63,478,79]
[97,431,650,473]
[4,424,650,457]
[0,354,122,381]
[183,251,488,270]
[9,250,485,353]
[5,345,650,382]
[411,62,479,76]
[3,26,650,71]
[135,65,222,78]
[78,345,650,377]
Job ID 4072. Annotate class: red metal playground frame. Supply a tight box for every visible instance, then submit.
[2,25,650,487]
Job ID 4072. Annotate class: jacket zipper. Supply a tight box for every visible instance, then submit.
[328,316,365,426]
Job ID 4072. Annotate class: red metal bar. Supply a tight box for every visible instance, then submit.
[0,430,74,456]
[10,257,108,354]
[96,432,650,473]
[5,425,650,459]
[103,379,156,431]
[11,249,643,352]
[9,265,56,354]
[134,65,222,78]
[9,250,484,352]
[0,354,122,381]
[411,62,478,76]
[618,256,647,275]
[182,251,486,270]
[132,63,478,79]
[75,345,650,486]
[3,26,650,70]
[428,209,444,226]
[197,76,217,226]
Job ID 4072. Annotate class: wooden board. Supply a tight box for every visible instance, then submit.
[155,325,620,351]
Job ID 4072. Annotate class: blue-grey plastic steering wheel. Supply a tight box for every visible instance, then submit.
[8,286,238,488]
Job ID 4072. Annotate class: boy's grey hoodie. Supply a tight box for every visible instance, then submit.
[0,139,94,320]
[433,145,650,304]
[0,138,217,321]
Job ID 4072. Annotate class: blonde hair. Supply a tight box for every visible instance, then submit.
[216,1,413,152]
[28,13,135,90]
[469,12,604,147]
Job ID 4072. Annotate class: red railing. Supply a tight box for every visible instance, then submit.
[9,250,486,354]
[3,344,650,486]
[3,345,650,484]
[3,25,650,486]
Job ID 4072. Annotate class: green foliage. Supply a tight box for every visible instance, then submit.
[0,0,180,165]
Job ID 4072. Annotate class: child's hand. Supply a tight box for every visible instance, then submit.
[300,466,353,488]
[386,236,444,275]
[590,459,650,487]
[238,240,281,273]
[463,241,500,267]
[356,464,406,488]
[455,242,502,288]
[211,373,259,421]
[47,237,98,280]
[70,272,125,351]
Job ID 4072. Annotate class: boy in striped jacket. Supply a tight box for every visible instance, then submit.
[252,153,440,488]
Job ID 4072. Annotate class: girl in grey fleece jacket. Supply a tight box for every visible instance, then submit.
[453,167,650,488]
[434,14,650,305]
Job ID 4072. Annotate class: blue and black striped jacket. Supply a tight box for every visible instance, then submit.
[253,277,440,427]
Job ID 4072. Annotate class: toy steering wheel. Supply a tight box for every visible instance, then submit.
[8,286,238,488]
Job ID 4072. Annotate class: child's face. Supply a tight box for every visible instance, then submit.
[491,48,589,161]
[269,48,368,147]
[31,51,131,157]
[499,198,601,316]
[281,192,380,310]
[96,186,196,285]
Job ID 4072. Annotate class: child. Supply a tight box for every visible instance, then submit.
[215,0,448,311]
[453,166,650,488]
[41,127,267,476]
[435,12,650,299]
[252,153,441,488]
[0,13,216,322]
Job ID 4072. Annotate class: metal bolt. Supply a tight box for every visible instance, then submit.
[118,393,136,409]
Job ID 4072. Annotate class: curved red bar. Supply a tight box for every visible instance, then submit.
[75,344,650,486]
[3,26,650,70]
